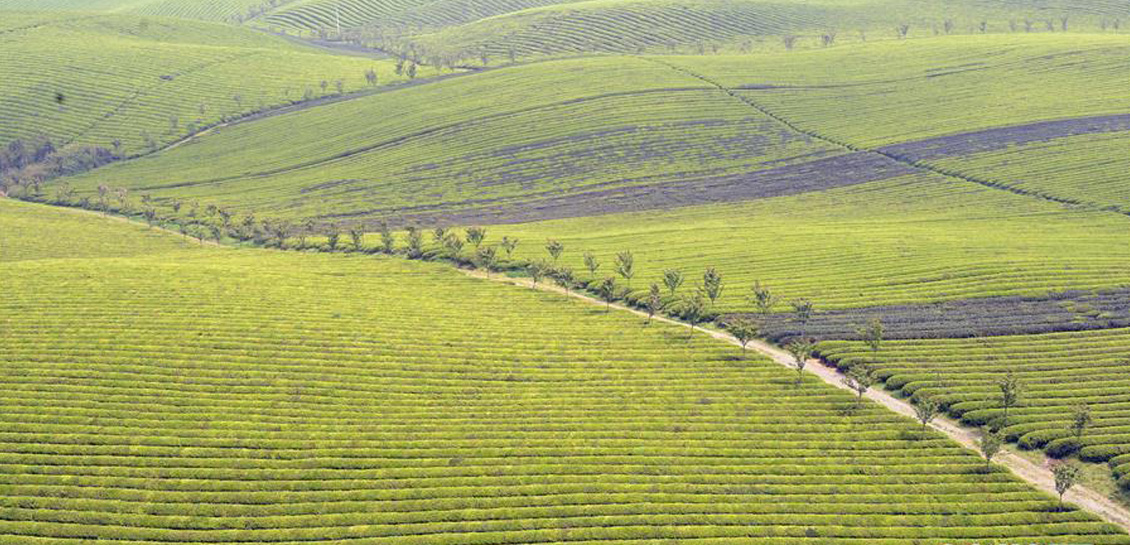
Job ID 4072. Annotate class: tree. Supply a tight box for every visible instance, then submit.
[476,245,498,276]
[269,221,292,248]
[897,23,911,38]
[379,223,395,253]
[597,277,617,311]
[782,35,798,50]
[500,236,519,259]
[663,269,684,297]
[996,370,1022,427]
[364,68,378,86]
[646,283,663,324]
[546,239,565,264]
[553,266,575,294]
[406,227,423,258]
[327,228,341,251]
[1053,462,1080,509]
[1069,403,1092,443]
[856,317,883,353]
[681,292,707,337]
[615,251,635,288]
[749,281,778,316]
[727,317,760,356]
[978,428,1003,470]
[702,267,723,307]
[792,299,814,334]
[432,226,449,245]
[787,339,815,385]
[443,233,464,257]
[297,219,315,248]
[528,260,547,288]
[350,227,365,252]
[843,365,874,407]
[913,395,939,432]
[583,251,600,279]
[466,226,486,248]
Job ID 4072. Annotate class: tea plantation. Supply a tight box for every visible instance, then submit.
[0,202,1127,543]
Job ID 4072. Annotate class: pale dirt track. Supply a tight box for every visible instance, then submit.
[461,268,1130,532]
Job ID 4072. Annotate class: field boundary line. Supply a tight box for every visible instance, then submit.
[640,57,1122,215]
[458,267,1130,532]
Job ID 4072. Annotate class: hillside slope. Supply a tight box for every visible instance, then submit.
[1,199,1128,543]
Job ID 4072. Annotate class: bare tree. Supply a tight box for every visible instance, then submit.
[406,227,423,258]
[443,233,464,257]
[1069,403,1092,444]
[552,266,575,294]
[782,35,798,50]
[681,292,707,337]
[545,239,565,264]
[432,226,448,245]
[897,23,910,39]
[663,269,684,297]
[379,223,395,253]
[843,365,874,407]
[978,428,1003,470]
[856,317,883,353]
[327,228,341,251]
[702,267,723,308]
[500,236,519,259]
[466,226,486,248]
[615,251,635,288]
[1053,463,1080,509]
[351,227,366,252]
[646,283,663,324]
[787,339,814,385]
[792,298,814,335]
[727,317,760,356]
[528,260,547,288]
[365,68,378,86]
[584,251,600,279]
[821,31,836,47]
[996,370,1022,427]
[943,19,954,34]
[475,245,498,277]
[597,277,617,311]
[749,281,778,316]
[913,395,939,432]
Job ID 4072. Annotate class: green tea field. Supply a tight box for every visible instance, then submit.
[5,0,1130,540]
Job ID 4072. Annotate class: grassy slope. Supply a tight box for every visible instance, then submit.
[489,176,1130,310]
[0,199,1127,542]
[60,34,1130,222]
[63,56,848,219]
[0,197,196,261]
[0,12,419,154]
[386,0,1130,59]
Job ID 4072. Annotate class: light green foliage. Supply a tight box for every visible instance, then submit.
[819,328,1130,486]
[679,34,1130,146]
[63,55,836,219]
[4,203,1124,541]
[0,197,196,262]
[0,13,411,154]
[493,176,1130,310]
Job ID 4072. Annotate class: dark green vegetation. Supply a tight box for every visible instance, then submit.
[2,200,1128,543]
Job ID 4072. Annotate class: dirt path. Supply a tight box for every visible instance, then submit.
[460,268,1130,532]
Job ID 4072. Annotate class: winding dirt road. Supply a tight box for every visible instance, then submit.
[461,268,1130,532]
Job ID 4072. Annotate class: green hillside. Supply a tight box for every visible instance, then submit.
[53,34,1129,225]
[0,12,416,156]
[1,199,1127,543]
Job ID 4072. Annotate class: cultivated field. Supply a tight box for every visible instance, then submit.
[0,12,413,155]
[1,201,1128,543]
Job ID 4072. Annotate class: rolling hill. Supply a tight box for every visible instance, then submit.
[2,198,1128,543]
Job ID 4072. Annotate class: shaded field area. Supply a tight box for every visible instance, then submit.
[388,151,911,226]
[3,203,1126,543]
[879,114,1130,161]
[746,287,1130,343]
[820,329,1130,491]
